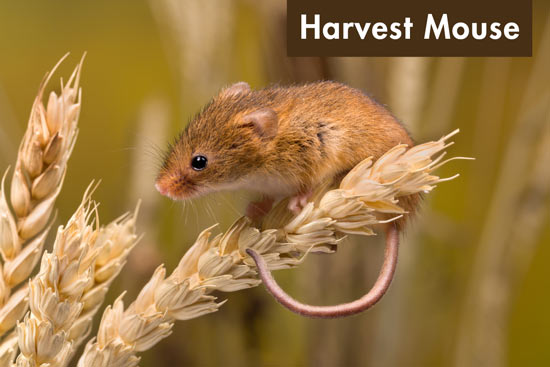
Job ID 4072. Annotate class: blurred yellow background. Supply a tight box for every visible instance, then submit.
[0,1,549,366]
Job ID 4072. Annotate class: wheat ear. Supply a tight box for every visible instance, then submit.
[13,188,139,367]
[78,130,471,367]
[0,55,83,341]
[64,201,140,363]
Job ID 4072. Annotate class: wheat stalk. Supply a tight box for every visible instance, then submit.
[0,55,83,342]
[77,130,469,367]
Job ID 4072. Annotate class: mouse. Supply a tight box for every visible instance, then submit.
[156,81,418,318]
[156,81,418,223]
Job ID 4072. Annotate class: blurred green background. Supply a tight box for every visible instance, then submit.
[0,1,549,366]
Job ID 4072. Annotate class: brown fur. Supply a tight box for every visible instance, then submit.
[156,81,419,229]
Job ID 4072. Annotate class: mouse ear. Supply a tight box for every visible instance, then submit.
[242,108,278,139]
[220,82,251,98]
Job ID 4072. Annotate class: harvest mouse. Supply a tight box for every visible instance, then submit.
[156,81,417,318]
[156,81,417,221]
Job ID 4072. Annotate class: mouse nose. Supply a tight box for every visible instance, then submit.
[155,181,169,196]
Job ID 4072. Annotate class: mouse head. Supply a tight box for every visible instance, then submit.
[156,82,279,200]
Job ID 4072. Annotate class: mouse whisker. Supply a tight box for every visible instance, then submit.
[204,197,218,223]
[218,193,242,217]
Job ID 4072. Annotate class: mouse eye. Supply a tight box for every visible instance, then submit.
[191,155,208,171]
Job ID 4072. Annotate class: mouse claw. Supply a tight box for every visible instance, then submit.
[288,199,301,214]
[288,191,313,214]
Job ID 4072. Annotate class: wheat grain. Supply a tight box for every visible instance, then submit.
[78,130,469,367]
[0,331,16,366]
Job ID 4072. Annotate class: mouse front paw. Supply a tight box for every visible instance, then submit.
[246,197,274,220]
[288,190,313,215]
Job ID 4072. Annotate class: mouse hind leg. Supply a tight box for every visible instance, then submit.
[288,190,313,214]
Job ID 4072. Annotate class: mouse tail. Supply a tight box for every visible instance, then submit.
[245,223,399,318]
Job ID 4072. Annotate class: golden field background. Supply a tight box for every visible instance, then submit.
[0,1,548,366]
